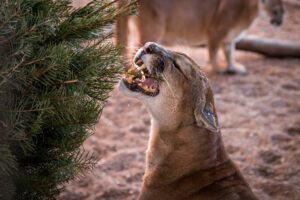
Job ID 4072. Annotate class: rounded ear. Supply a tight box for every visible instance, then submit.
[194,87,219,133]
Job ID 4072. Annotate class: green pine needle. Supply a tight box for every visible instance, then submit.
[0,0,136,199]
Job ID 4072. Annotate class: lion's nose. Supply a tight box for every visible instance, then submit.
[143,42,158,54]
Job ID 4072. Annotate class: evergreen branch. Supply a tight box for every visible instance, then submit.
[0,144,17,175]
[62,79,79,84]
[2,56,26,78]
[84,0,122,18]
[0,0,136,198]
[0,108,53,113]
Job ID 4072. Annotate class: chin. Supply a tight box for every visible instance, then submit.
[118,79,139,98]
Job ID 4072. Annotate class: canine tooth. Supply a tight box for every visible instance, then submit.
[137,68,146,81]
[141,74,146,81]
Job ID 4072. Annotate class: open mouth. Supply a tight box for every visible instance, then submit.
[122,59,160,96]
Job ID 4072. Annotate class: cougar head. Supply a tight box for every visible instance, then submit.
[119,42,219,133]
[261,0,284,26]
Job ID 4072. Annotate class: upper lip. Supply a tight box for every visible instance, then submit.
[134,50,147,67]
[135,58,143,66]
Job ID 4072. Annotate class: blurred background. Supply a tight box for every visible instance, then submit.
[61,0,300,199]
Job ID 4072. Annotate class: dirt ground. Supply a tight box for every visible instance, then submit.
[60,1,300,200]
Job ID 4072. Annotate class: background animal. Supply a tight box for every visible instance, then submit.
[116,0,284,74]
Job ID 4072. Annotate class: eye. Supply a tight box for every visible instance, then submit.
[273,10,278,15]
[172,59,188,80]
[173,60,181,71]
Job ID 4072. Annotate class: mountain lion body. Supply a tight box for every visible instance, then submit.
[117,0,284,74]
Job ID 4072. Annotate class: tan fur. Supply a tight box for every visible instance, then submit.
[119,43,258,200]
[117,0,284,74]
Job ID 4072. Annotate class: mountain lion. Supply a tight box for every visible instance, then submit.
[119,42,258,200]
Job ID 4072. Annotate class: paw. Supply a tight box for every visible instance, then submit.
[219,63,247,75]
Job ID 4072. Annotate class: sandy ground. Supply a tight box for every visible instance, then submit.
[60,1,300,200]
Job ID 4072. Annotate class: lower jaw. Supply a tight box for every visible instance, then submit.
[122,79,159,97]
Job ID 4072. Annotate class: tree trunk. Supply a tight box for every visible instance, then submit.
[236,35,300,58]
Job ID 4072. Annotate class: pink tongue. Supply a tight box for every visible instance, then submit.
[141,78,158,88]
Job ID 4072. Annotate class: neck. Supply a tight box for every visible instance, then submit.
[144,119,231,186]
[139,120,258,200]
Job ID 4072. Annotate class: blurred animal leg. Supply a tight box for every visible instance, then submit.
[116,16,129,47]
[116,1,131,69]
[208,40,221,73]
[136,17,163,45]
[223,41,247,75]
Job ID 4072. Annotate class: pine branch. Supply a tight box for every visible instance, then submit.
[0,0,136,198]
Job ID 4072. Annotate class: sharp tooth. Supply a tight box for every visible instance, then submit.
[141,71,146,81]
[137,65,146,81]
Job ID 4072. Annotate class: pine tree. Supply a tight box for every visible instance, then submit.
[0,0,135,199]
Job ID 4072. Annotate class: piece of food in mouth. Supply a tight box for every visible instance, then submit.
[123,64,159,95]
